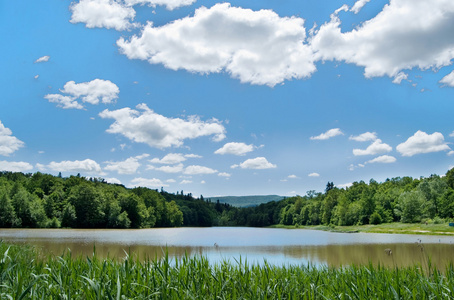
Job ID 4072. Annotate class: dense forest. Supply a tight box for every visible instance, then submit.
[0,168,454,228]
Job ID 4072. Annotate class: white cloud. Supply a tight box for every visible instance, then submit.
[166,179,176,183]
[440,71,454,87]
[45,79,119,109]
[131,177,168,188]
[34,55,50,63]
[0,161,33,172]
[180,179,193,184]
[234,157,276,170]
[47,159,104,175]
[34,75,39,79]
[288,174,299,179]
[396,130,451,157]
[184,153,202,158]
[99,103,226,149]
[44,94,84,110]
[311,0,454,80]
[70,0,137,31]
[450,131,454,137]
[392,72,408,84]
[367,155,397,164]
[148,163,184,173]
[350,0,370,14]
[349,132,377,142]
[448,151,454,156]
[124,0,196,10]
[184,165,217,175]
[338,182,353,189]
[310,128,344,140]
[0,121,25,156]
[105,177,122,184]
[117,3,316,87]
[150,153,187,164]
[104,154,149,174]
[60,79,120,105]
[218,172,231,177]
[214,142,254,156]
[308,172,320,177]
[353,139,392,156]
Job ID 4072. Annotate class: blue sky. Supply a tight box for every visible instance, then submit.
[1,0,454,197]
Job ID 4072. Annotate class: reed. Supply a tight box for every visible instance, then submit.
[1,241,454,299]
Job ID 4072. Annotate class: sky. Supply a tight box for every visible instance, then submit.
[1,0,454,197]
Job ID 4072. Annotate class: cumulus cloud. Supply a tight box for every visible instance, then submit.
[44,94,84,110]
[310,128,344,140]
[308,172,320,177]
[124,0,196,10]
[184,165,217,175]
[105,177,122,184]
[0,161,33,172]
[60,79,119,105]
[70,0,137,31]
[440,70,454,87]
[450,131,454,137]
[0,121,25,156]
[311,0,454,80]
[218,172,231,177]
[131,177,168,188]
[149,153,199,164]
[350,0,371,14]
[367,155,397,164]
[396,130,451,156]
[45,79,119,109]
[117,3,316,87]
[214,142,254,156]
[349,132,377,142]
[392,72,408,84]
[147,163,184,173]
[104,153,149,174]
[99,103,226,149]
[34,56,50,63]
[288,174,299,179]
[353,139,392,156]
[47,159,104,174]
[233,157,276,170]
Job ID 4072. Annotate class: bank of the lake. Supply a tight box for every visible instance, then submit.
[1,241,454,299]
[271,222,454,235]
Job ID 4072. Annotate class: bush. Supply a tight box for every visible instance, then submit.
[369,212,382,225]
[433,216,444,224]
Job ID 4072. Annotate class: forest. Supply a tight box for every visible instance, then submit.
[0,168,454,229]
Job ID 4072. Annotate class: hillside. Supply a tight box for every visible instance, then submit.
[207,195,285,207]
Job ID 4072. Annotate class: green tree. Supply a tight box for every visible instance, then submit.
[0,192,20,227]
[397,191,424,223]
[68,184,105,228]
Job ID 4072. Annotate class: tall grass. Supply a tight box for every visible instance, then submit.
[1,241,454,299]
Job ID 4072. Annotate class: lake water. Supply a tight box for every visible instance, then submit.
[1,227,453,268]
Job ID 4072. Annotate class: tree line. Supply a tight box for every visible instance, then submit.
[0,168,454,228]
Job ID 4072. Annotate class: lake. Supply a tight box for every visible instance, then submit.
[1,227,453,268]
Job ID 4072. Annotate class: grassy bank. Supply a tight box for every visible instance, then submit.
[271,222,454,235]
[1,241,454,299]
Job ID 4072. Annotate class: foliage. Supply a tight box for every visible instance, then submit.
[1,168,454,229]
[1,241,454,299]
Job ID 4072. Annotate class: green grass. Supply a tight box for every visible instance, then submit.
[271,222,454,235]
[1,241,454,299]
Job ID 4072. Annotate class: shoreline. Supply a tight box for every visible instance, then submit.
[270,222,454,235]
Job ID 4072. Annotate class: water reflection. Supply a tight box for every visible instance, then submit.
[1,227,454,268]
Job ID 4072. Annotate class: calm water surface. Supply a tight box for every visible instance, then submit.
[1,227,453,268]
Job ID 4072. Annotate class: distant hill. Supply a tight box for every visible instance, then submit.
[206,195,285,208]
